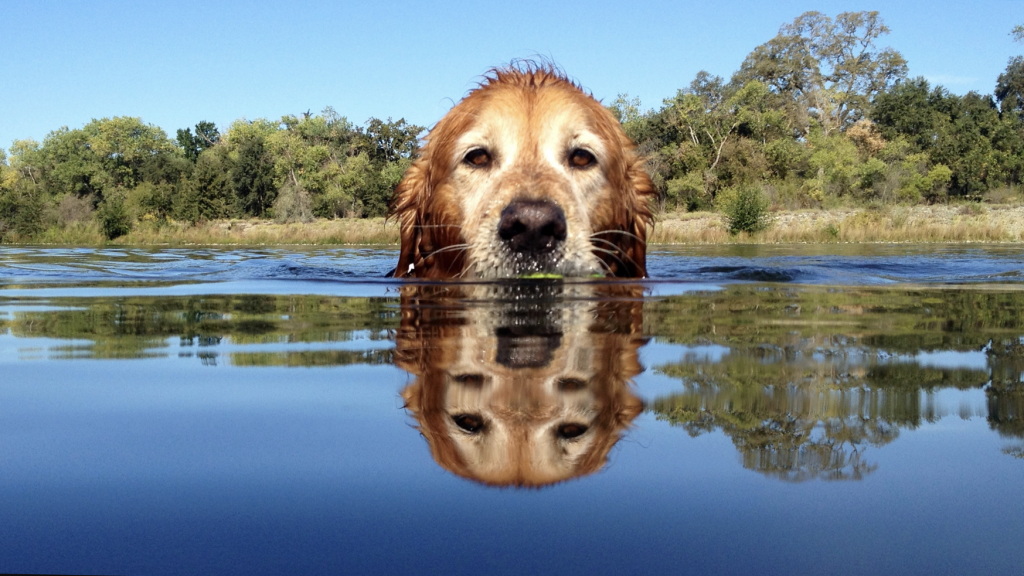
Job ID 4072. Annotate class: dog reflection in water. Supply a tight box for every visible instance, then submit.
[396,283,646,487]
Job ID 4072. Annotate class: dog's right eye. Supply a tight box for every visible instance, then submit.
[556,423,589,439]
[463,148,492,168]
[452,413,485,434]
[452,373,485,387]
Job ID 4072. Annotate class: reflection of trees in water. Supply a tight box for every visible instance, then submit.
[644,287,1024,355]
[651,333,1024,479]
[986,338,1024,440]
[651,370,904,481]
[2,294,397,363]
[642,286,1024,478]
[6,283,1024,467]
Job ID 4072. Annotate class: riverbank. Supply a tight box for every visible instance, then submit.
[651,204,1024,244]
[11,204,1024,246]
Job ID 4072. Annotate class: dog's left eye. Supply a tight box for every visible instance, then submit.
[568,148,596,169]
[557,377,587,391]
[452,413,485,434]
[463,148,492,168]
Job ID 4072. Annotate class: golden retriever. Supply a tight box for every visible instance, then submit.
[396,283,646,487]
[390,64,655,279]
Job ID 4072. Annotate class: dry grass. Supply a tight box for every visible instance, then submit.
[650,205,1024,244]
[11,205,1024,246]
[119,217,400,246]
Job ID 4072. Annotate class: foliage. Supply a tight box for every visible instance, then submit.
[97,192,132,239]
[996,56,1024,116]
[272,182,313,223]
[721,185,772,234]
[176,121,220,163]
[732,11,908,134]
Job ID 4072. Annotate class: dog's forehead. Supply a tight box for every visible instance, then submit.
[455,84,604,144]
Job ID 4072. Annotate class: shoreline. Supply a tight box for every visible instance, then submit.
[8,204,1024,246]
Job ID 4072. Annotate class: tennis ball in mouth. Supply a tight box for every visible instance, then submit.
[518,273,564,279]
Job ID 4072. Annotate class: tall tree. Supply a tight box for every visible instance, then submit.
[362,117,422,164]
[176,121,221,163]
[734,11,908,135]
[996,57,1024,116]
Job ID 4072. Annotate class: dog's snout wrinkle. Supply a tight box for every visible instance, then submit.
[498,200,567,255]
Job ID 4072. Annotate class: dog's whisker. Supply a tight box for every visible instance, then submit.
[589,239,640,271]
[426,244,470,257]
[590,229,646,246]
[590,246,630,270]
[438,246,471,275]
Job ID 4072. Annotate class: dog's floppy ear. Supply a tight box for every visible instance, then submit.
[622,156,655,278]
[390,157,429,278]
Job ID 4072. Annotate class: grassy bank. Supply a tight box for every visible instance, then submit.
[8,205,1024,246]
[651,204,1024,244]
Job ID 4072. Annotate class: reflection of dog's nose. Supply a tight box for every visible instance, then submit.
[495,326,562,368]
[498,200,567,254]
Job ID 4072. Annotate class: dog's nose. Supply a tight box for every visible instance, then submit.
[498,200,567,254]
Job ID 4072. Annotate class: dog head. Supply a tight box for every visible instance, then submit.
[391,64,655,279]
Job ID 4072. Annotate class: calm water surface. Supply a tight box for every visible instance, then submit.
[1,245,1023,575]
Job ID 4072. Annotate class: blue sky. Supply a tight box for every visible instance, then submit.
[2,0,1022,148]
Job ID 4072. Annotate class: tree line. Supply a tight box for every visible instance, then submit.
[0,111,422,240]
[610,11,1024,214]
[2,10,1024,241]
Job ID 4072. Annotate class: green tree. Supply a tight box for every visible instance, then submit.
[996,56,1024,117]
[175,146,235,223]
[82,117,176,190]
[226,120,278,217]
[362,117,422,164]
[97,192,132,239]
[734,11,908,135]
[176,121,221,163]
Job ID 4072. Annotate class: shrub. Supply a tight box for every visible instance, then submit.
[57,193,95,225]
[272,182,313,223]
[666,173,709,211]
[721,185,772,235]
[97,194,132,239]
[0,188,45,240]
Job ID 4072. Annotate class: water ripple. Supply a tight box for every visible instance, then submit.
[1,244,1023,288]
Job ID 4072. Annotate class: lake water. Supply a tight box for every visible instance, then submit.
[1,245,1023,575]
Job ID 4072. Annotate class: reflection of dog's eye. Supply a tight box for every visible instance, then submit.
[452,373,485,387]
[464,148,492,168]
[568,148,596,169]
[556,423,589,439]
[452,413,485,433]
[556,377,587,391]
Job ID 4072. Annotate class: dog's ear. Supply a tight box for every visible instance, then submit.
[623,157,655,278]
[390,157,429,278]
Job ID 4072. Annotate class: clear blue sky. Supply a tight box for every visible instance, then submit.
[2,0,1022,149]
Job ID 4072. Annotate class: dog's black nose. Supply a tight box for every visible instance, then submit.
[498,200,567,254]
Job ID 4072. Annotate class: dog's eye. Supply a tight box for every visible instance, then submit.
[568,148,596,169]
[556,423,589,439]
[452,373,485,387]
[452,413,485,434]
[556,377,587,391]
[463,148,492,168]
